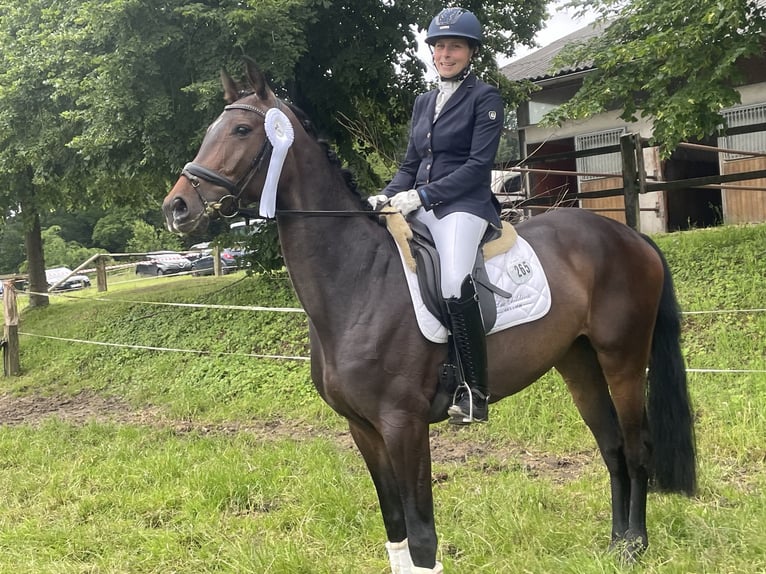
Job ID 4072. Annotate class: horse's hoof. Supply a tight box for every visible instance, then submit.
[608,535,647,564]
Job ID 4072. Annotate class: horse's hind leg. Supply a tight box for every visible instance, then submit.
[600,364,651,561]
[556,338,638,553]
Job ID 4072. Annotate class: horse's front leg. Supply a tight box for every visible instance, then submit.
[381,415,442,572]
[348,419,412,573]
[349,416,442,573]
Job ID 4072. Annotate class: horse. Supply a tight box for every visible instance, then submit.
[162,60,696,573]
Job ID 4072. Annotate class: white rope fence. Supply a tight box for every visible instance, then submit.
[683,308,766,315]
[15,290,766,373]
[18,332,309,362]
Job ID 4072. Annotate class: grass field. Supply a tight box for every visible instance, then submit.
[1,222,765,573]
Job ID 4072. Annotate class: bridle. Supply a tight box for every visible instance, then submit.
[181,102,274,220]
[179,99,388,220]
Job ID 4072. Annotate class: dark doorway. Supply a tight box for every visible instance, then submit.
[663,141,722,230]
[524,138,578,211]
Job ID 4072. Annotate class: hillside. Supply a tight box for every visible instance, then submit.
[0,222,764,573]
[4,222,766,422]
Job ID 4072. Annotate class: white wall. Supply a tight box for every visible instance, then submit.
[523,109,654,145]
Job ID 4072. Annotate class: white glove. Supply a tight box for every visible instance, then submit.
[390,189,422,215]
[367,194,389,210]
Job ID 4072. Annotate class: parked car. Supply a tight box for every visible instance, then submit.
[135,252,192,276]
[220,247,248,268]
[184,242,211,264]
[45,267,92,291]
[191,253,238,276]
[229,219,266,237]
[191,246,249,276]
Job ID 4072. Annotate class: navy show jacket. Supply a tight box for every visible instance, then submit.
[383,73,504,228]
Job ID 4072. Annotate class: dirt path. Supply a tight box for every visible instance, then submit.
[0,390,595,482]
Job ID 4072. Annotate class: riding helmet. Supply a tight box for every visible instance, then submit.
[425,8,482,46]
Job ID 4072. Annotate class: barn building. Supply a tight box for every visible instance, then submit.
[501,13,766,231]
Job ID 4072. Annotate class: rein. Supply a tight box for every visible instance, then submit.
[277,209,388,216]
[235,206,392,219]
[181,99,395,221]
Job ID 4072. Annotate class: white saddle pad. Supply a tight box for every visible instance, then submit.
[394,236,552,343]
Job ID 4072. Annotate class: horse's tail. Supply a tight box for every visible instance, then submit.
[641,235,697,496]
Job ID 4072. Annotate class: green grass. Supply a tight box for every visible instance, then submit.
[1,222,765,573]
[0,421,383,574]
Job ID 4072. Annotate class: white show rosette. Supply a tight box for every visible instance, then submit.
[259,107,295,218]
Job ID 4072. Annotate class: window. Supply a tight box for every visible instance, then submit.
[719,103,766,160]
[575,128,625,181]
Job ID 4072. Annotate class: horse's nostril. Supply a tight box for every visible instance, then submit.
[171,196,188,219]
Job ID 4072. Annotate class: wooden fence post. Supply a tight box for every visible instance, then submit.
[621,132,641,231]
[96,256,108,292]
[213,245,222,276]
[3,280,20,376]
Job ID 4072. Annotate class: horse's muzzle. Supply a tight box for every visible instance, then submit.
[163,181,209,234]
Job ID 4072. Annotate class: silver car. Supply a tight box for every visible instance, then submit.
[45,267,92,291]
[135,252,192,276]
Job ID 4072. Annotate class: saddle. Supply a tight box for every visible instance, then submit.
[384,209,517,333]
[407,218,516,333]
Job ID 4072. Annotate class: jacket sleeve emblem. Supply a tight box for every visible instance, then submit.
[488,111,497,120]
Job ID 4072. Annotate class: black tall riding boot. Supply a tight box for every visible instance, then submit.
[446,276,489,425]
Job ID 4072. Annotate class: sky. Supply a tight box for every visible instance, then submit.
[505,2,597,64]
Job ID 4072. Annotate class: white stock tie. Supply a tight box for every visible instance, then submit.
[434,79,462,120]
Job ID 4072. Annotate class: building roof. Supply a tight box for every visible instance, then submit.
[502,0,766,84]
[501,21,604,83]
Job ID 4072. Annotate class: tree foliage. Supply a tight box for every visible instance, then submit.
[39,226,101,271]
[0,0,548,282]
[125,220,182,254]
[0,218,25,273]
[545,0,766,155]
[1,0,547,200]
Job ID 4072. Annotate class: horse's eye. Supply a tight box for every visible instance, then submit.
[234,125,252,136]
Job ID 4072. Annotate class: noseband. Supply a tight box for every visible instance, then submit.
[181,103,274,219]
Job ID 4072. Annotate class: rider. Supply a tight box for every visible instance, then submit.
[369,7,504,424]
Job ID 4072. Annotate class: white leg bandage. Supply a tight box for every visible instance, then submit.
[411,561,444,574]
[385,538,414,574]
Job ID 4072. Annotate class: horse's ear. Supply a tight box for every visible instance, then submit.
[221,69,239,104]
[243,56,272,101]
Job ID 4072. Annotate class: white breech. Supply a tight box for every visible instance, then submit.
[410,208,488,299]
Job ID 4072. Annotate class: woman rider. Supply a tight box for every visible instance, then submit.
[370,7,504,425]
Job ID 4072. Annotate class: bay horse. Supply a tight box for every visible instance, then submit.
[163,61,696,573]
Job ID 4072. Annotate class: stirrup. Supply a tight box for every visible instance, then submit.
[447,381,489,425]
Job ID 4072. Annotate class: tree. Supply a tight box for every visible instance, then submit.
[287,1,547,186]
[0,0,225,303]
[0,217,25,274]
[0,0,548,300]
[39,226,101,271]
[125,220,182,254]
[44,208,102,248]
[545,0,766,155]
[92,211,141,254]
